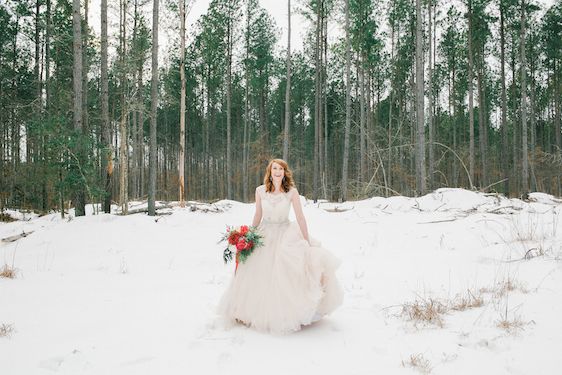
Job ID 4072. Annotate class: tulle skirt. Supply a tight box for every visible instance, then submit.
[218,221,344,334]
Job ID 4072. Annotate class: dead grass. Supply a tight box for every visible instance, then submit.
[402,353,432,374]
[511,213,540,243]
[401,289,484,328]
[480,277,529,298]
[498,278,528,296]
[0,212,16,222]
[486,274,533,334]
[0,323,15,338]
[450,290,484,311]
[497,316,527,333]
[401,298,448,327]
[508,210,560,260]
[0,264,18,279]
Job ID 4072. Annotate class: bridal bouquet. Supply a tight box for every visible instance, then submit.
[219,225,263,270]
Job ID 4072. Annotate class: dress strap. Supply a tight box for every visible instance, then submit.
[256,185,266,199]
[288,187,297,200]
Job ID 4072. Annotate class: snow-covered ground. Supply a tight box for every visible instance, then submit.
[1,188,562,374]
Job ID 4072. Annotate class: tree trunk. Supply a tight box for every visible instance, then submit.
[44,0,52,211]
[206,74,211,200]
[282,0,291,161]
[101,0,112,213]
[243,2,250,201]
[83,0,89,135]
[520,0,529,192]
[452,63,458,186]
[119,0,129,214]
[415,0,426,195]
[148,0,159,216]
[511,33,518,194]
[179,0,186,206]
[500,0,508,195]
[323,9,329,198]
[35,0,44,208]
[428,0,434,190]
[342,26,351,199]
[410,61,415,194]
[317,1,325,199]
[131,0,140,200]
[432,0,438,187]
[529,40,537,191]
[259,86,266,154]
[33,0,41,166]
[477,65,487,187]
[387,25,394,193]
[73,0,85,216]
[367,66,374,188]
[10,15,20,209]
[226,1,233,200]
[359,57,366,184]
[554,60,562,153]
[138,53,145,199]
[131,97,138,199]
[313,0,321,202]
[468,0,475,188]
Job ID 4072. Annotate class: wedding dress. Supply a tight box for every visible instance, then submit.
[218,185,344,334]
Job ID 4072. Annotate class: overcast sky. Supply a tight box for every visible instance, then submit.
[87,0,556,64]
[88,0,311,58]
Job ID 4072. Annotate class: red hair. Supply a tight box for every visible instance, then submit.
[263,159,295,193]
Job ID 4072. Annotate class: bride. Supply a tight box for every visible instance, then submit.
[218,158,343,334]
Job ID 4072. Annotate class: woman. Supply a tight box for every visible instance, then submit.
[218,159,343,334]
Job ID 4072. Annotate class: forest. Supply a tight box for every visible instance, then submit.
[0,0,561,216]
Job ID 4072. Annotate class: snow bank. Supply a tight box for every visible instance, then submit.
[1,189,561,374]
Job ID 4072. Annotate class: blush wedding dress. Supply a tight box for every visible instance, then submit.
[218,185,344,334]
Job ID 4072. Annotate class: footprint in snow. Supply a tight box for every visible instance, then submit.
[120,356,156,366]
[38,357,64,371]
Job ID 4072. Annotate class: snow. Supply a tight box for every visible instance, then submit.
[1,189,562,374]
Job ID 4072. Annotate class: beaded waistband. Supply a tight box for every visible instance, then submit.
[261,219,290,225]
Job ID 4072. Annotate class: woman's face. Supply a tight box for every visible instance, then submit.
[270,162,285,182]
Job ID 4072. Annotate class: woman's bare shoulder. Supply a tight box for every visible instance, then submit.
[288,186,299,197]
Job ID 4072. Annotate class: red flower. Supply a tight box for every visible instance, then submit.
[228,232,240,245]
[245,241,253,250]
[240,225,249,235]
[236,238,247,251]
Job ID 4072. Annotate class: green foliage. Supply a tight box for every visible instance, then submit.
[3,0,562,211]
[541,1,562,64]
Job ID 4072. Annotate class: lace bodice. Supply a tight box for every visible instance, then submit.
[257,185,294,224]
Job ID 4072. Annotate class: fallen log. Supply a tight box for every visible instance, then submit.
[188,202,227,213]
[418,218,461,224]
[2,230,34,243]
[115,200,231,215]
[323,206,354,213]
[116,204,174,215]
[485,205,522,214]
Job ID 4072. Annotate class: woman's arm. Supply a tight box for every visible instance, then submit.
[251,186,263,227]
[291,188,310,244]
